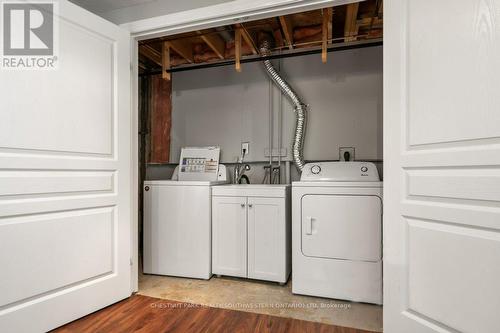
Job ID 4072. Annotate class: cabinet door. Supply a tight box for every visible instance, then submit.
[212,196,247,277]
[247,197,286,282]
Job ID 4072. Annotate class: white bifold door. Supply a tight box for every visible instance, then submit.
[385,0,500,332]
[0,1,131,332]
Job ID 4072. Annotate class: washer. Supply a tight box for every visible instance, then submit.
[292,162,382,304]
[143,147,228,280]
[143,179,227,279]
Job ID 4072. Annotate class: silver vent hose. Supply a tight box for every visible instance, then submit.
[259,40,307,171]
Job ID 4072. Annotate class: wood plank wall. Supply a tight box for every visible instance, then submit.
[148,75,172,163]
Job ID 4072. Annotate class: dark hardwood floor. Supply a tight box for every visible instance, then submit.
[52,295,376,333]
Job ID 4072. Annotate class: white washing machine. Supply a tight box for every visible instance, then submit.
[143,147,228,279]
[292,162,382,304]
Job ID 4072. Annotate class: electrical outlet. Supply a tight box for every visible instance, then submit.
[339,147,355,161]
[241,142,250,157]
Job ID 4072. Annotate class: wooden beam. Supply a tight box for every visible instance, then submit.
[236,24,258,55]
[279,16,293,50]
[322,8,332,63]
[162,42,170,80]
[198,32,225,59]
[357,17,383,27]
[273,29,284,48]
[139,44,162,67]
[235,29,242,72]
[165,40,193,63]
[344,3,359,42]
[326,8,333,43]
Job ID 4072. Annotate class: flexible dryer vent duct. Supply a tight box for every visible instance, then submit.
[259,39,307,171]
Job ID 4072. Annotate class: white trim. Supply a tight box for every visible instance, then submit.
[122,0,360,40]
[127,0,364,292]
[130,38,139,293]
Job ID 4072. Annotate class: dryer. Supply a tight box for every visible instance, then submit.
[292,162,382,304]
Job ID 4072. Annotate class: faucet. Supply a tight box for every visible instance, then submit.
[233,151,251,184]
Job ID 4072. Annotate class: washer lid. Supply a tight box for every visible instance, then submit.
[300,162,380,182]
[144,180,228,186]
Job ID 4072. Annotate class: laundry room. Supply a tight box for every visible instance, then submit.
[138,1,383,331]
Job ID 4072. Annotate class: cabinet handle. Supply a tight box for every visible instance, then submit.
[248,204,253,208]
[241,203,245,208]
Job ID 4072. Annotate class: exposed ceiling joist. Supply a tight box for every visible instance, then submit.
[357,17,383,27]
[166,40,194,63]
[162,42,171,80]
[140,1,383,74]
[274,29,284,48]
[279,16,294,50]
[235,29,242,72]
[140,44,162,67]
[236,24,258,55]
[344,3,360,42]
[326,8,333,43]
[322,7,333,63]
[198,32,225,59]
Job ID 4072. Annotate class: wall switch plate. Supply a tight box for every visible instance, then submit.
[241,142,250,157]
[339,147,355,161]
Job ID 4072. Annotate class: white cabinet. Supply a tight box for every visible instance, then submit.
[211,196,247,278]
[212,185,291,283]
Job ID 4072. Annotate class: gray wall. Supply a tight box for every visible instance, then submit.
[170,46,383,164]
[148,46,383,182]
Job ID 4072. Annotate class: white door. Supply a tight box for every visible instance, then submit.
[301,195,381,261]
[0,1,131,332]
[247,197,285,282]
[212,196,247,277]
[385,1,500,332]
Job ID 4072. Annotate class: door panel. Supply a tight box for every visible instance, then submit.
[212,196,247,277]
[247,197,284,281]
[407,219,500,333]
[0,1,131,331]
[385,0,500,332]
[1,208,114,308]
[406,0,500,147]
[301,195,381,262]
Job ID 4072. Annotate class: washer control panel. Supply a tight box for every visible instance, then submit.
[300,162,379,182]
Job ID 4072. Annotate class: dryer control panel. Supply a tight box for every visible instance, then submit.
[300,162,380,182]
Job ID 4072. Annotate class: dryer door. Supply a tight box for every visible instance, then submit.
[301,194,382,262]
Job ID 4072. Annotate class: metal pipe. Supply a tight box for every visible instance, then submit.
[277,55,282,180]
[260,39,307,171]
[268,73,274,176]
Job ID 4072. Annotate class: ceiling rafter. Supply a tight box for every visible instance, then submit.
[166,40,194,63]
[139,44,162,67]
[235,24,258,55]
[198,31,226,59]
[139,1,384,74]
[321,7,333,63]
[279,15,294,50]
[344,2,360,42]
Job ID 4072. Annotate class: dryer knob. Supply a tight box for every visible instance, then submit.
[311,165,321,174]
[361,166,368,173]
